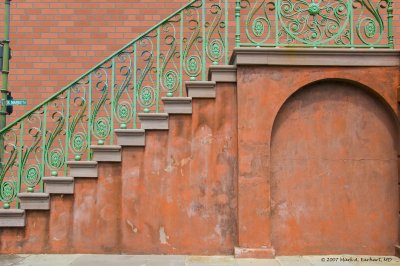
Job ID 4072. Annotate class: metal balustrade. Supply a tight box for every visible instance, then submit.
[0,0,394,209]
[237,0,393,48]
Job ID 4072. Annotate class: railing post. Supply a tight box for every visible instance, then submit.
[110,58,115,140]
[63,90,71,175]
[87,75,92,160]
[156,27,161,112]
[179,12,184,96]
[133,43,137,128]
[201,0,206,80]
[235,0,240,47]
[39,105,47,192]
[387,0,393,48]
[0,0,11,169]
[16,121,24,208]
[225,0,229,64]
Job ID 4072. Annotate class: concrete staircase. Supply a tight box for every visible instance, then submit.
[0,65,237,229]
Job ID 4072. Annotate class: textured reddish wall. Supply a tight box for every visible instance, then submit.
[0,63,398,256]
[271,81,398,255]
[236,66,399,256]
[0,82,238,254]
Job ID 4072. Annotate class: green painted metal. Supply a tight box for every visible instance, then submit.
[156,27,161,112]
[0,0,11,190]
[387,0,393,48]
[40,105,47,192]
[179,12,184,97]
[16,121,23,208]
[239,0,392,48]
[0,0,394,209]
[87,74,93,158]
[235,0,241,47]
[133,43,138,129]
[110,58,116,142]
[202,0,207,79]
[63,90,71,176]
[225,0,229,65]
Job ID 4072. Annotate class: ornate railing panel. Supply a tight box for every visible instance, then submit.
[0,0,231,209]
[236,0,393,48]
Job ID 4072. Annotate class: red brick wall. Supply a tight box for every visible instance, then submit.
[0,0,398,123]
[0,0,189,122]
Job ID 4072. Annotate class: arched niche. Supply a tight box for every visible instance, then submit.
[270,79,399,255]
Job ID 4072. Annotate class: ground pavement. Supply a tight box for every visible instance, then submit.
[0,255,399,266]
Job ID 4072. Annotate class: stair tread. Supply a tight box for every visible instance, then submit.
[0,209,25,215]
[90,145,121,150]
[67,161,98,165]
[114,129,145,133]
[18,192,50,198]
[43,176,74,182]
[138,113,169,118]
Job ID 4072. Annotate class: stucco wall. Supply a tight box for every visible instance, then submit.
[0,82,239,254]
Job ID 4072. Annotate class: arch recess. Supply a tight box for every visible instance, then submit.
[270,79,398,255]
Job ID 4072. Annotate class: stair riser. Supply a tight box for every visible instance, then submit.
[188,88,215,98]
[0,218,25,227]
[45,183,74,194]
[19,200,50,210]
[140,119,169,130]
[70,167,98,178]
[116,135,145,146]
[0,210,26,227]
[209,66,237,82]
[92,151,122,162]
[163,104,192,114]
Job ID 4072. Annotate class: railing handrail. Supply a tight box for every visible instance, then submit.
[0,0,198,135]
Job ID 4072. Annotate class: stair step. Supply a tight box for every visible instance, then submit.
[67,161,98,178]
[208,65,237,82]
[91,145,122,162]
[0,209,26,227]
[18,193,50,210]
[138,113,169,130]
[186,81,216,98]
[162,97,192,114]
[115,129,146,146]
[43,176,74,194]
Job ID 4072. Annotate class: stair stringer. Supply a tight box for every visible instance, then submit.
[0,69,240,255]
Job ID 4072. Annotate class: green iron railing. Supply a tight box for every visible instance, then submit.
[0,0,393,209]
[237,0,393,48]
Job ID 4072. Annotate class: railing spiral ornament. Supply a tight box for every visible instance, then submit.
[0,0,393,209]
[69,80,89,161]
[45,98,67,177]
[239,0,392,47]
[160,20,180,97]
[0,129,18,209]
[354,0,387,46]
[137,37,156,113]
[206,0,226,64]
[114,48,134,129]
[183,1,203,81]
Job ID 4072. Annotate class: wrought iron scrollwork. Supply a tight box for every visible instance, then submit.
[240,0,391,47]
